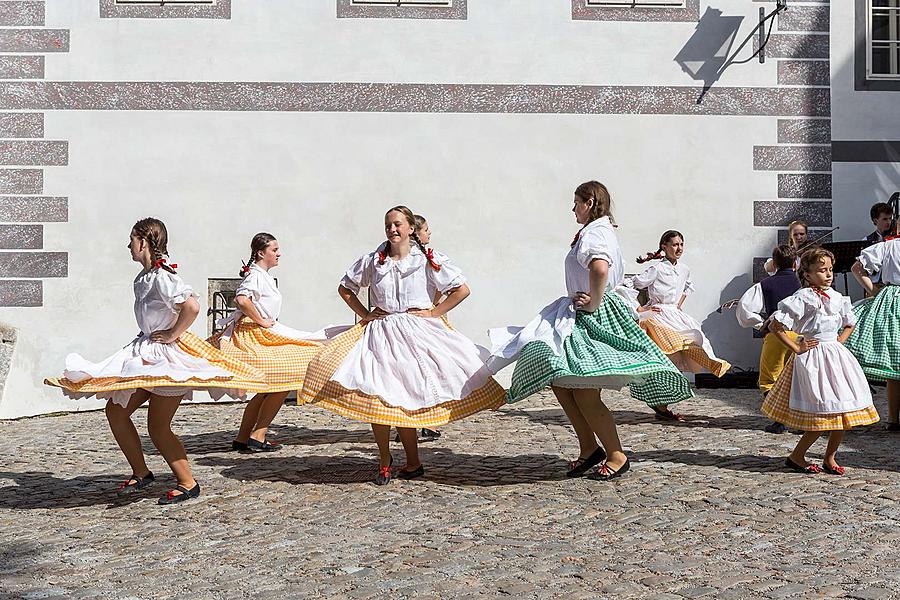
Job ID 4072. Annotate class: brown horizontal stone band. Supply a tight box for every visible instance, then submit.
[831,141,900,163]
[0,140,67,165]
[754,200,832,227]
[0,169,42,194]
[0,82,831,116]
[100,0,231,19]
[0,196,67,222]
[337,0,466,20]
[754,33,829,59]
[778,6,828,32]
[0,224,41,249]
[0,1,45,27]
[0,112,43,138]
[0,29,69,54]
[754,145,831,172]
[777,61,829,87]
[0,55,44,79]
[777,119,830,144]
[572,0,700,22]
[778,173,831,199]
[0,279,40,306]
[0,251,66,277]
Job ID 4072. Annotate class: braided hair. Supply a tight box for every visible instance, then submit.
[132,217,176,273]
[383,206,440,270]
[574,181,615,226]
[240,232,276,277]
[637,230,683,264]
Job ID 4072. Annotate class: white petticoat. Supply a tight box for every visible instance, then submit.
[789,337,873,414]
[638,304,724,362]
[217,313,351,343]
[330,313,493,410]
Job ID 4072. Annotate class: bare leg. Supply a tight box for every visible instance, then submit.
[823,430,845,470]
[147,394,196,493]
[371,424,392,468]
[551,386,599,459]
[887,379,900,424]
[396,427,421,471]
[105,389,152,481]
[572,389,627,469]
[249,391,289,443]
[235,393,266,444]
[789,431,821,467]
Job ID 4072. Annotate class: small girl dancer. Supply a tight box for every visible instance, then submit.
[848,231,900,431]
[626,230,731,420]
[45,218,266,503]
[300,206,505,485]
[762,248,879,474]
[212,233,339,452]
[488,181,693,480]
[413,213,443,441]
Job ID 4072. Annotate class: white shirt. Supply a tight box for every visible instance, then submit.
[234,263,281,321]
[133,267,195,335]
[858,239,900,285]
[341,242,466,313]
[564,216,624,296]
[735,283,765,330]
[771,287,856,340]
[625,259,694,306]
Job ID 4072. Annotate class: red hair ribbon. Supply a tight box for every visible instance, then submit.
[240,262,251,277]
[154,258,177,271]
[377,250,387,265]
[426,248,442,272]
[570,232,580,248]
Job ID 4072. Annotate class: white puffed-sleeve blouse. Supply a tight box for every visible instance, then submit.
[771,287,856,340]
[133,267,196,335]
[858,240,900,285]
[564,216,624,296]
[234,263,282,321]
[626,259,694,306]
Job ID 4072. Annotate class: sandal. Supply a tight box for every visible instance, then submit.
[247,438,281,452]
[652,407,684,422]
[586,458,630,481]
[785,458,821,474]
[374,457,394,486]
[566,446,607,478]
[397,465,425,480]
[231,440,249,452]
[157,483,200,505]
[821,463,845,475]
[116,471,155,496]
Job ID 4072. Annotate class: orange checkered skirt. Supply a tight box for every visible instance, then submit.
[45,331,268,405]
[640,317,731,377]
[762,356,880,431]
[299,320,506,428]
[208,319,322,393]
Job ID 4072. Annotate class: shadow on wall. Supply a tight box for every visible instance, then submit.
[701,274,760,370]
[674,7,744,99]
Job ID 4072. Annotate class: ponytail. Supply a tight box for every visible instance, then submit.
[637,229,683,264]
[241,232,276,277]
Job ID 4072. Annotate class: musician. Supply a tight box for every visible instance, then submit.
[764,221,808,277]
[865,202,894,244]
[736,245,802,434]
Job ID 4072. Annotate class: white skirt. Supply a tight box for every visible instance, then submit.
[330,313,493,410]
[789,339,873,414]
[639,304,724,362]
[486,296,575,373]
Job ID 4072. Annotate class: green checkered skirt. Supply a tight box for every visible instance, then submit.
[506,292,694,406]
[846,284,900,381]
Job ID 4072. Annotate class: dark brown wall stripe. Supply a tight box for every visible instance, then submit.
[754,200,832,227]
[571,0,700,22]
[778,6,829,32]
[0,196,66,222]
[777,119,831,144]
[0,29,69,53]
[754,145,832,172]
[0,251,66,277]
[0,279,41,307]
[831,141,900,163]
[777,60,830,87]
[0,140,66,165]
[336,0,466,20]
[0,1,44,27]
[0,82,831,116]
[0,169,41,194]
[0,112,43,138]
[754,33,829,59]
[0,224,42,249]
[777,173,832,199]
[0,55,43,79]
[99,0,231,19]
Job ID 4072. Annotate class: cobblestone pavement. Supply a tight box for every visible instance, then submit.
[0,387,898,600]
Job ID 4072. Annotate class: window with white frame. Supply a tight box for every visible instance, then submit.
[351,0,451,5]
[586,1,686,6]
[114,0,216,4]
[870,0,900,78]
[102,0,230,19]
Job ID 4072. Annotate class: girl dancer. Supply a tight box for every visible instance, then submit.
[45,218,266,504]
[300,206,505,485]
[626,230,731,420]
[487,181,693,480]
[848,231,900,431]
[414,214,443,441]
[762,248,879,474]
[212,233,337,452]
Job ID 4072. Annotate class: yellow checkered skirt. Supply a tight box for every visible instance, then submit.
[299,322,506,428]
[761,356,880,431]
[45,331,268,398]
[209,319,322,393]
[640,318,731,377]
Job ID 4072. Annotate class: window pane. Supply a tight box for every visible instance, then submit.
[871,44,900,75]
[872,0,900,8]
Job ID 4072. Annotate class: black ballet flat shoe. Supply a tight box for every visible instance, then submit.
[157,483,201,505]
[375,466,393,486]
[886,422,900,432]
[652,407,684,422]
[764,422,787,434]
[232,440,250,452]
[785,457,821,474]
[566,446,607,478]
[419,428,442,441]
[586,459,631,481]
[116,471,155,496]
[397,465,425,480]
[247,438,281,452]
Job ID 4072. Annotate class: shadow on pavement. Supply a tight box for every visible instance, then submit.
[0,470,158,509]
